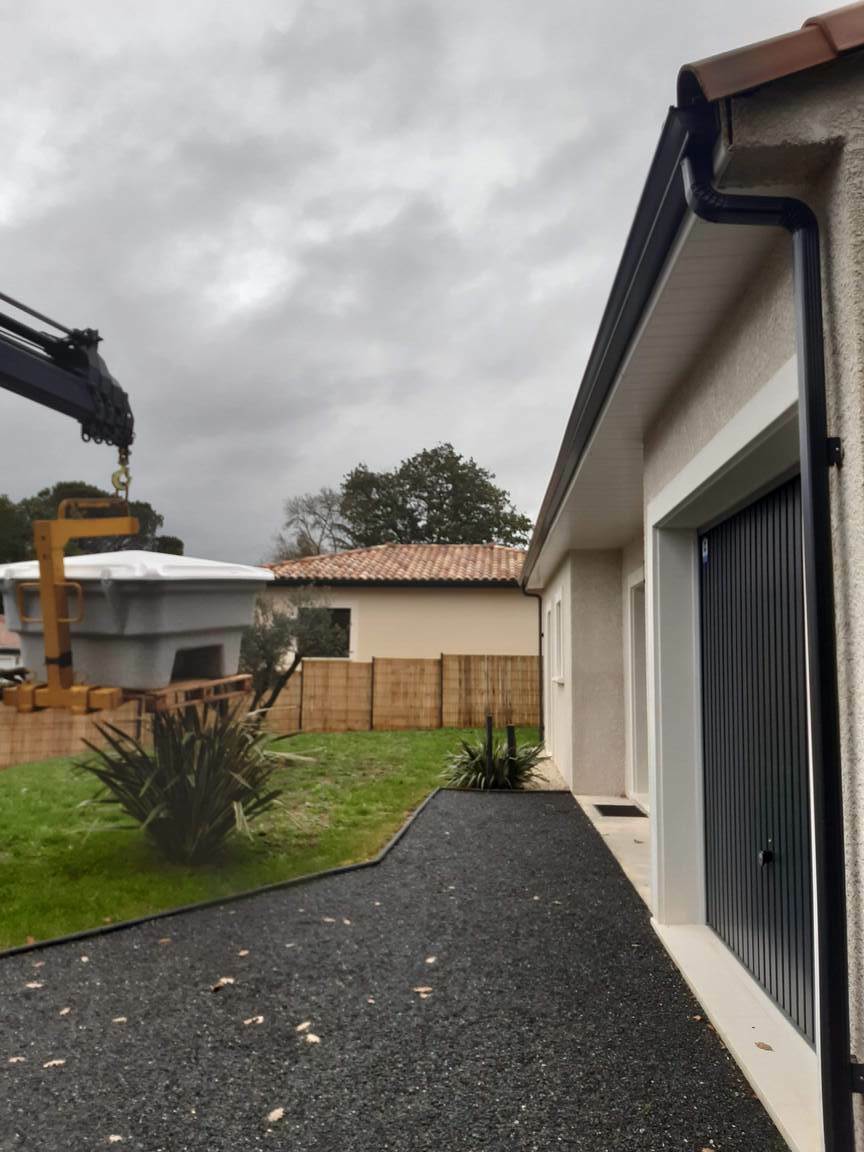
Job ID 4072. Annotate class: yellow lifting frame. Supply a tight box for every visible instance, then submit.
[2,498,139,714]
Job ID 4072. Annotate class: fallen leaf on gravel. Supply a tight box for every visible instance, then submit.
[690,1014,703,1022]
[8,1057,25,1064]
[425,956,437,965]
[210,977,235,992]
[342,918,351,925]
[80,956,90,964]
[112,1017,127,1024]
[412,986,432,994]
[367,997,375,1004]
[24,981,43,989]
[59,1007,71,1016]
[32,961,45,969]
[43,1059,66,1068]
[321,917,336,924]
[373,901,381,907]
[158,938,171,945]
[755,1041,774,1052]
[295,1021,311,1033]
[238,949,250,957]
[419,992,432,1000]
[266,1108,284,1124]
[304,1033,321,1044]
[243,1016,264,1026]
[107,1138,124,1144]
[285,943,296,949]
[532,895,540,902]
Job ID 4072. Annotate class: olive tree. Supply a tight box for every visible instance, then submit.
[240,590,348,713]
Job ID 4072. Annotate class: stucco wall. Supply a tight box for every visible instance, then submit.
[569,551,625,796]
[267,584,538,661]
[638,55,864,1128]
[724,56,864,1130]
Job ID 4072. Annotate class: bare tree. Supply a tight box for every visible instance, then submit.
[271,487,348,561]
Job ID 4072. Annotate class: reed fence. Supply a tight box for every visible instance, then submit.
[0,653,539,767]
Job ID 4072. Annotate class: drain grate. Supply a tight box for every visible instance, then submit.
[593,803,646,818]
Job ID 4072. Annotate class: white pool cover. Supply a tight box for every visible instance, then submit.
[1,551,273,690]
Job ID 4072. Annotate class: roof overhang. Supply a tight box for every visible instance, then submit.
[522,106,785,591]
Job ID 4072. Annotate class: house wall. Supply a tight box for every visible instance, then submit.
[637,57,864,1137]
[724,55,864,1134]
[266,585,538,661]
[647,53,864,1057]
[541,551,625,795]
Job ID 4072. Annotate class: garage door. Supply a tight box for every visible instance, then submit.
[699,476,814,1042]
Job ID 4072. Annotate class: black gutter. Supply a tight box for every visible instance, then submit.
[681,110,852,1151]
[522,107,692,586]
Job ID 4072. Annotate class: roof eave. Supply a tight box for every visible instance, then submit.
[522,105,701,588]
[272,578,522,589]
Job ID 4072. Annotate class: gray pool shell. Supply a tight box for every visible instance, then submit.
[1,551,274,690]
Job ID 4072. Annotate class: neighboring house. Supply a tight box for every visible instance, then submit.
[266,543,538,660]
[524,7,864,1151]
[0,615,21,674]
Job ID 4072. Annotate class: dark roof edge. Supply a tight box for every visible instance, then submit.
[522,106,707,586]
[271,577,522,589]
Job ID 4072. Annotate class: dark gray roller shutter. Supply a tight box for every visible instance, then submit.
[700,476,814,1042]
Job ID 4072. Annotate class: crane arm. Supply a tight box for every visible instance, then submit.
[0,293,134,450]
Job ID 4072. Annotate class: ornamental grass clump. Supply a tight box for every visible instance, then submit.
[444,735,543,791]
[78,706,284,864]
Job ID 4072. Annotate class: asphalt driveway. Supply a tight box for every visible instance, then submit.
[0,791,786,1150]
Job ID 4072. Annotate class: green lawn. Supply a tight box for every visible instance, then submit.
[0,726,536,949]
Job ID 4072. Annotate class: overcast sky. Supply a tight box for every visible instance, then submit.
[0,0,812,562]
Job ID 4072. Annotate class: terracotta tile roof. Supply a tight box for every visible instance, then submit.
[0,616,20,650]
[267,543,526,586]
[678,2,864,105]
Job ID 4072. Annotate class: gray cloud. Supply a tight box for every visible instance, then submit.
[0,0,813,561]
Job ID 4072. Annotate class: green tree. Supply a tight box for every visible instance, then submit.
[240,591,349,712]
[340,443,532,547]
[0,495,30,564]
[14,482,183,557]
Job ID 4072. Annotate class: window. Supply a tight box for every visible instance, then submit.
[296,606,351,658]
[328,608,351,657]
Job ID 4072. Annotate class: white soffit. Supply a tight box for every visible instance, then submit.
[528,216,779,589]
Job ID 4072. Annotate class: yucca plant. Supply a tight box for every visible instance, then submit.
[78,706,284,864]
[444,735,543,790]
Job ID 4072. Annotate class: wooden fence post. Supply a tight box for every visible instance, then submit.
[298,661,304,732]
[369,656,376,731]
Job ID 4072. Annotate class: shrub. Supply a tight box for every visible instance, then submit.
[444,735,543,791]
[78,706,284,864]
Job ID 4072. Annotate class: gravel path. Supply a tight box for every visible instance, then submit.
[0,791,786,1151]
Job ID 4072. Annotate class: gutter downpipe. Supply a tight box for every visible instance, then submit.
[522,588,544,742]
[681,115,853,1152]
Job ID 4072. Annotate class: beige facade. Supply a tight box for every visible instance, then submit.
[528,46,864,1152]
[267,584,538,661]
